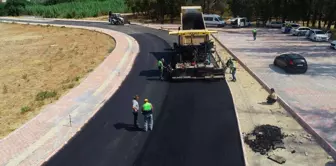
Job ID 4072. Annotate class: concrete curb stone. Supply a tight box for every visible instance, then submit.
[0,20,140,165]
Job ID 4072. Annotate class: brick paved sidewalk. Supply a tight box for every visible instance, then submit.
[0,20,139,166]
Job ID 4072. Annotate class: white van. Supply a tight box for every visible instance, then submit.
[203,14,226,27]
[230,17,250,28]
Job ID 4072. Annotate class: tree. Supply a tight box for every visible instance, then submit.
[4,0,27,16]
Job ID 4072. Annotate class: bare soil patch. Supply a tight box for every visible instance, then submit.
[213,37,335,166]
[0,23,115,139]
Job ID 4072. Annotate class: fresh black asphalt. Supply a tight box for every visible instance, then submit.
[0,19,245,166]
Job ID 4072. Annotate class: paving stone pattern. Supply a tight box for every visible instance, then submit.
[213,28,336,151]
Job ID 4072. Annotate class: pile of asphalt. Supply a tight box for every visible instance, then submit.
[244,124,286,155]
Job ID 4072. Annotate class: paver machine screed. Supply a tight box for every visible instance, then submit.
[167,6,225,80]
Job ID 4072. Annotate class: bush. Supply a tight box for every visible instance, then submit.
[20,106,31,113]
[4,0,28,16]
[35,90,57,101]
[0,3,6,16]
[24,0,129,18]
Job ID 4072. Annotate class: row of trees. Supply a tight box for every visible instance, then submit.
[228,0,336,29]
[125,0,336,29]
[124,0,228,23]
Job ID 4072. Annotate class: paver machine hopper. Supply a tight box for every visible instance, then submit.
[167,6,225,80]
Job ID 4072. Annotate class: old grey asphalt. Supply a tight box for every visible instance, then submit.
[0,19,245,166]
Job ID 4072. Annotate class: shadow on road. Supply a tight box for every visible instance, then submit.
[268,64,287,74]
[325,161,336,166]
[139,69,159,77]
[114,123,143,132]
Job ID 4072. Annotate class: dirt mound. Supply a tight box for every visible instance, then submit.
[244,124,287,155]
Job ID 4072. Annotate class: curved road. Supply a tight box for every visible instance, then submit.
[1,19,245,166]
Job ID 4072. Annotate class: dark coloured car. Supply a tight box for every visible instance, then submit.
[273,53,308,73]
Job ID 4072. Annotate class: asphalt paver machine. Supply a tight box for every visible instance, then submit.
[167,6,225,80]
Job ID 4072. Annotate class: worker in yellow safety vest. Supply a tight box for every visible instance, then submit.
[252,28,257,41]
[157,58,165,80]
[142,99,154,132]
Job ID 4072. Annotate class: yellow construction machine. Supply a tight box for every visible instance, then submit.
[167,6,225,80]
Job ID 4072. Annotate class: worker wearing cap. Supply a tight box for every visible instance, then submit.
[252,28,257,41]
[157,58,165,80]
[142,99,154,132]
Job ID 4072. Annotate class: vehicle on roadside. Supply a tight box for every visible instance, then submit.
[331,40,336,49]
[291,27,310,36]
[108,13,125,25]
[266,21,282,28]
[230,17,251,28]
[305,29,329,42]
[203,14,226,27]
[281,23,300,33]
[273,53,308,73]
[256,18,266,27]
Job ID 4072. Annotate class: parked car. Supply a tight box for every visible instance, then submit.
[266,21,283,28]
[305,29,329,42]
[230,17,251,28]
[203,14,226,27]
[256,18,266,27]
[281,23,300,33]
[291,27,310,36]
[331,40,336,49]
[273,53,308,73]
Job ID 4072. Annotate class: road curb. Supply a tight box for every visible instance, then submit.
[211,34,336,160]
[0,20,140,165]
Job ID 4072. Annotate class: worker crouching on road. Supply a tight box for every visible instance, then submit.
[132,95,140,128]
[142,99,154,132]
[266,88,277,104]
[158,58,165,80]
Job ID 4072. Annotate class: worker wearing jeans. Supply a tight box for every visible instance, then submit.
[132,95,140,128]
[231,59,237,82]
[142,99,153,132]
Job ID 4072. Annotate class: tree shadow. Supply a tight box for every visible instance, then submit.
[325,161,336,166]
[114,122,143,132]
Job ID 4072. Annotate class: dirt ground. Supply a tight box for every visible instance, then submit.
[213,38,336,166]
[0,23,115,139]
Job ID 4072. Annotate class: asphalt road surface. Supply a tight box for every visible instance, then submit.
[0,19,245,166]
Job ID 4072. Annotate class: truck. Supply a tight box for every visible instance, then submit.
[167,6,225,80]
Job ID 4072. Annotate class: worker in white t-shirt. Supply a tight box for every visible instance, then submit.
[132,95,140,128]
